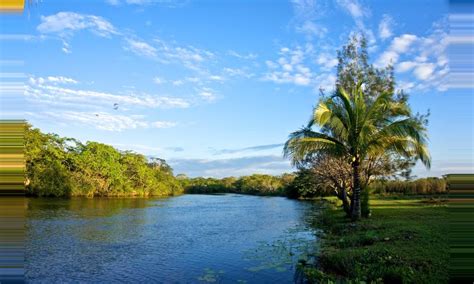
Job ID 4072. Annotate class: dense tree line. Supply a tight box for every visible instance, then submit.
[25,124,183,197]
[371,177,446,195]
[179,172,446,198]
[178,174,294,196]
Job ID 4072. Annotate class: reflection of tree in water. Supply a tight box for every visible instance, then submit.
[27,197,166,217]
[26,198,170,243]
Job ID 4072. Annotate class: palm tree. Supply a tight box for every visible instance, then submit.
[284,83,431,220]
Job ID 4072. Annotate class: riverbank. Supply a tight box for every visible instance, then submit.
[303,196,449,283]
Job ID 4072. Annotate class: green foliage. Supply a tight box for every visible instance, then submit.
[372,177,446,195]
[181,174,294,196]
[285,169,330,199]
[25,124,182,197]
[236,174,286,195]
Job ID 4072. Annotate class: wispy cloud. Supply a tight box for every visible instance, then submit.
[336,0,368,19]
[295,21,328,38]
[37,12,117,36]
[375,34,418,67]
[169,155,292,178]
[37,12,118,53]
[105,0,188,7]
[153,77,166,84]
[197,87,217,102]
[223,67,255,79]
[378,14,394,40]
[26,76,191,109]
[212,143,284,155]
[227,50,258,60]
[391,19,448,92]
[124,38,157,57]
[35,111,176,132]
[291,0,328,39]
[317,53,338,69]
[263,46,313,86]
[122,37,215,72]
[29,76,78,85]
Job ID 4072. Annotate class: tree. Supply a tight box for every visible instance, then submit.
[284,36,431,220]
[24,124,183,197]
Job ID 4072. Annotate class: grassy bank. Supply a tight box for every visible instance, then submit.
[303,196,448,283]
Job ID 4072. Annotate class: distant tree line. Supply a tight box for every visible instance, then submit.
[178,172,446,198]
[371,178,446,195]
[25,124,183,197]
[177,174,294,196]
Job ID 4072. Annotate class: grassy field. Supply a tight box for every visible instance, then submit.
[304,196,449,283]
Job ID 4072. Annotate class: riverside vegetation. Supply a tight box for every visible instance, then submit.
[24,124,445,198]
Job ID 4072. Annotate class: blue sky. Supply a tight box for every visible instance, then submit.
[1,0,472,177]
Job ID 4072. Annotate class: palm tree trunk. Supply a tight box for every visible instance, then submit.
[351,159,362,221]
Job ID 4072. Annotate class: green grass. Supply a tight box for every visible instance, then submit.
[304,196,448,283]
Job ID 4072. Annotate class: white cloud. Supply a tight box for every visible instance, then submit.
[378,14,394,40]
[396,81,416,92]
[37,12,117,37]
[198,87,217,102]
[413,63,436,80]
[61,41,71,54]
[151,121,177,128]
[223,67,254,78]
[126,38,215,72]
[375,34,417,67]
[291,0,320,21]
[124,38,157,58]
[106,0,185,6]
[396,61,418,73]
[29,76,78,85]
[336,0,367,19]
[227,50,258,60]
[263,46,313,86]
[153,77,166,84]
[172,80,184,86]
[391,34,417,53]
[46,76,78,84]
[295,21,328,38]
[313,73,336,92]
[169,155,292,178]
[37,12,117,53]
[26,76,191,109]
[41,111,176,132]
[392,19,449,91]
[291,0,328,39]
[317,53,338,69]
[208,75,225,81]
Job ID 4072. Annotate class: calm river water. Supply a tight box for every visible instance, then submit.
[25,194,319,283]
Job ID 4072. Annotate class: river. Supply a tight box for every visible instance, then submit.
[25,194,320,283]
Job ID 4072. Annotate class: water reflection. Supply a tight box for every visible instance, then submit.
[25,194,320,283]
